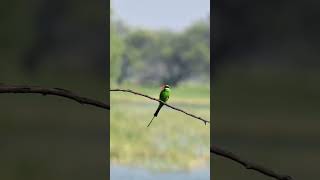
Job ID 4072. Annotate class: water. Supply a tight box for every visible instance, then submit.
[110,165,209,180]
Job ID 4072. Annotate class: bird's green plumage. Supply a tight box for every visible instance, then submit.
[147,85,171,127]
[159,87,170,102]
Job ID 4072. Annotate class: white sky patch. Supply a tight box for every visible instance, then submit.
[112,0,210,32]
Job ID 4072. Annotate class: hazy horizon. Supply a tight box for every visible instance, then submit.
[112,0,210,31]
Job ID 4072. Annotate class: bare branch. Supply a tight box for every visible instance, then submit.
[211,146,293,180]
[0,84,292,180]
[110,88,210,125]
[0,84,109,110]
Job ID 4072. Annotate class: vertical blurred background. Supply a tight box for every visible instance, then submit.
[0,0,108,179]
[213,0,320,180]
[110,0,210,179]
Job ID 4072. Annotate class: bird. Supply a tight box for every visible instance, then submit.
[147,84,171,127]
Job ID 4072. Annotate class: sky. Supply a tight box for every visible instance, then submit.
[112,0,210,32]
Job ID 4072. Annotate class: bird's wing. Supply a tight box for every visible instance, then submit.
[160,89,170,102]
[159,89,167,101]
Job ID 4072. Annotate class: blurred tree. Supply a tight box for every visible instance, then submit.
[162,20,210,86]
[119,19,210,86]
[110,22,125,83]
[123,30,162,84]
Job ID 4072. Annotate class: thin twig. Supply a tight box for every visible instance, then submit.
[110,88,210,125]
[0,84,109,109]
[211,146,293,180]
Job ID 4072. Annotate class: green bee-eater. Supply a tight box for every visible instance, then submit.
[147,84,171,127]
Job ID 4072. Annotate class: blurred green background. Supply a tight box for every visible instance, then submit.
[110,0,210,179]
[213,1,320,180]
[0,0,107,180]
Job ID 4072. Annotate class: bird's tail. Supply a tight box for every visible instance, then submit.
[147,103,163,127]
[154,103,163,117]
[147,116,155,127]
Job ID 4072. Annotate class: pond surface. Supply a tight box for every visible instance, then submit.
[111,164,209,180]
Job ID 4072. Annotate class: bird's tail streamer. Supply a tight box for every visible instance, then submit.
[147,116,156,127]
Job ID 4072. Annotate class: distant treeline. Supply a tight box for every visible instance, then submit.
[111,16,210,86]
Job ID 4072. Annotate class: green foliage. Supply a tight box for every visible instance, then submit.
[110,24,125,82]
